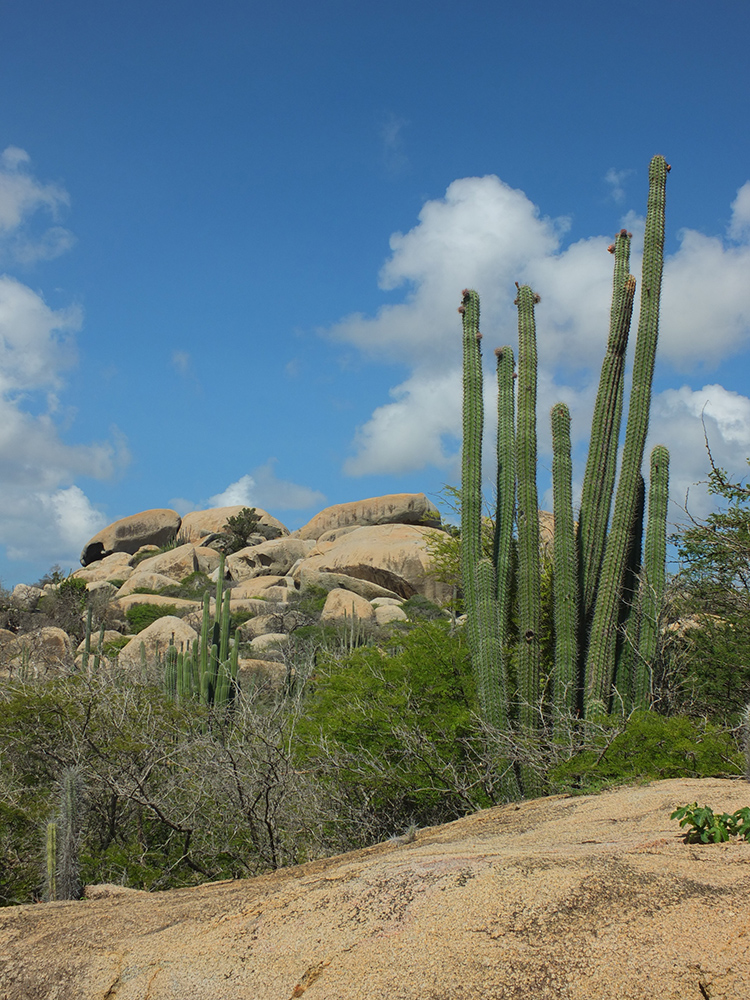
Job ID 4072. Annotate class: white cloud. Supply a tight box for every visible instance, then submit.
[728,181,750,241]
[649,384,750,521]
[0,146,74,264]
[208,462,325,512]
[0,271,126,576]
[325,172,750,538]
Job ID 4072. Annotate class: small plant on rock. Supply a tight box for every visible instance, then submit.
[671,802,750,843]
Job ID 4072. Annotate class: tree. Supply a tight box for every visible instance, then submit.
[668,458,750,720]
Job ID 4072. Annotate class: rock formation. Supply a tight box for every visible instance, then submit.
[0,778,747,999]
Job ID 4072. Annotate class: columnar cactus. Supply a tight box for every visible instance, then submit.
[514,286,542,737]
[459,290,512,731]
[585,154,669,716]
[494,345,516,648]
[551,402,577,715]
[579,231,636,626]
[458,155,671,796]
[635,444,670,705]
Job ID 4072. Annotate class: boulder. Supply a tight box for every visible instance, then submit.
[11,584,42,611]
[247,633,289,660]
[0,627,74,677]
[229,576,288,598]
[295,493,440,540]
[226,538,315,582]
[236,657,288,691]
[133,543,198,582]
[72,551,134,585]
[237,611,315,642]
[3,779,748,999]
[116,572,181,597]
[194,546,222,575]
[320,588,376,623]
[297,524,451,604]
[80,509,181,566]
[297,567,400,601]
[179,506,289,543]
[117,616,198,670]
[374,603,408,625]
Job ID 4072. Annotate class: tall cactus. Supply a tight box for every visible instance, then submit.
[459,290,511,731]
[514,286,543,738]
[585,154,669,716]
[458,155,671,797]
[551,402,577,715]
[635,444,670,705]
[494,345,516,649]
[579,231,636,626]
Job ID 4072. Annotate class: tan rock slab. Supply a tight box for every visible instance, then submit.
[116,571,181,597]
[320,587,376,623]
[180,506,289,542]
[134,543,198,582]
[299,523,451,603]
[374,603,408,625]
[81,508,181,565]
[226,538,315,582]
[296,492,440,540]
[118,616,198,669]
[296,566,401,601]
[72,550,134,585]
[1,626,74,676]
[2,779,749,999]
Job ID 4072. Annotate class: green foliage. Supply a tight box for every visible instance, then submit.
[153,571,214,602]
[125,603,181,633]
[224,507,261,553]
[671,803,750,843]
[295,622,489,835]
[549,711,742,791]
[401,594,445,622]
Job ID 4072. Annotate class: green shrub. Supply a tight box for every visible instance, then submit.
[125,603,180,634]
[549,711,743,792]
[401,594,446,622]
[294,621,486,838]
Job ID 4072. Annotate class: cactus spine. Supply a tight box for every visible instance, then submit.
[585,154,669,715]
[551,402,577,715]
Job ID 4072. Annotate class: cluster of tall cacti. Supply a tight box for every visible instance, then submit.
[460,155,671,754]
[162,553,239,710]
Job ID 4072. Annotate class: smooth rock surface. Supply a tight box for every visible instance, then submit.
[80,509,181,565]
[295,492,440,540]
[1,779,748,999]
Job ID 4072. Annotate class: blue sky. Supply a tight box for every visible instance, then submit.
[1,0,749,586]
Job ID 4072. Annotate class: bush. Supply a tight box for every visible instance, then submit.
[125,603,181,634]
[294,621,487,842]
[549,711,743,791]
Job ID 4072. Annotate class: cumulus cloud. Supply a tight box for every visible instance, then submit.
[325,171,750,533]
[0,181,127,575]
[208,461,325,511]
[0,146,75,264]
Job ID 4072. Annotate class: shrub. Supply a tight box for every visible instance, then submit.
[125,603,180,634]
